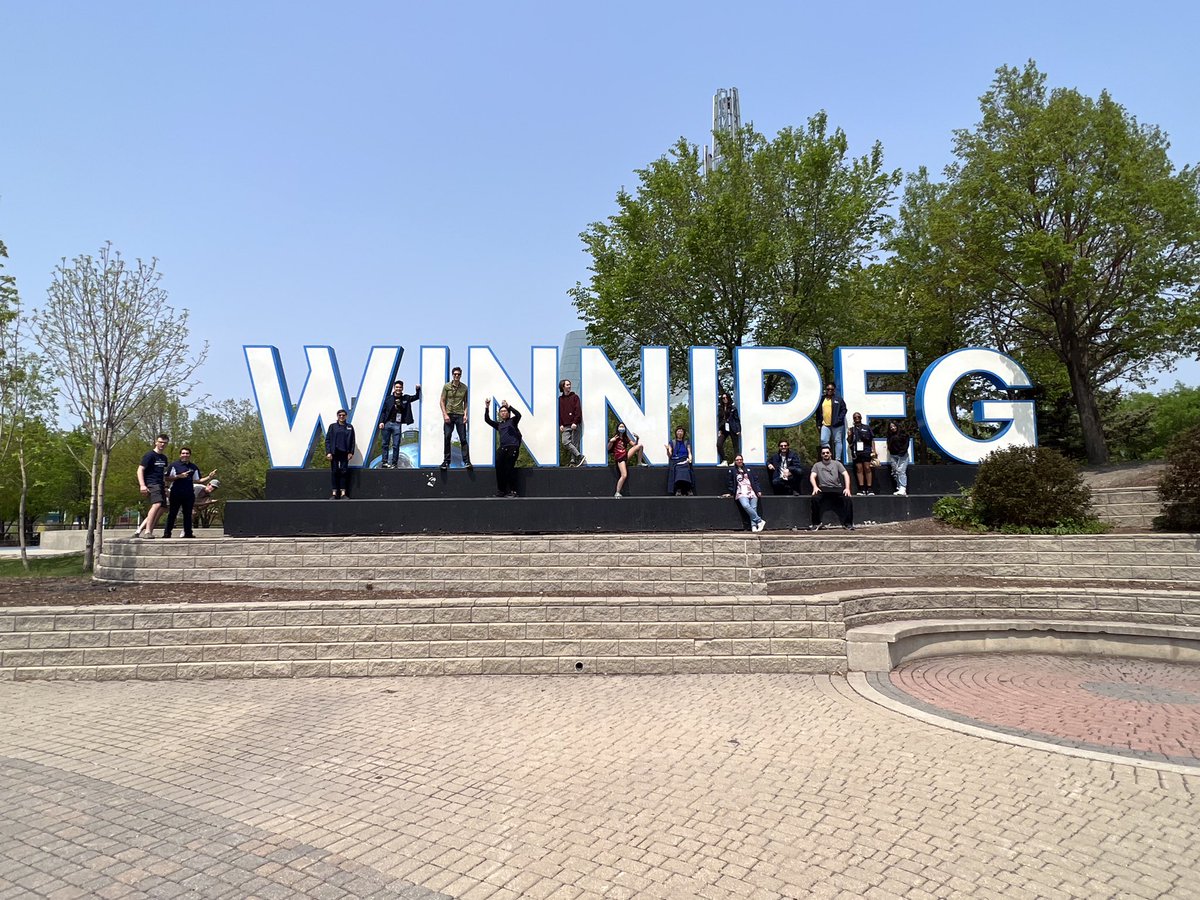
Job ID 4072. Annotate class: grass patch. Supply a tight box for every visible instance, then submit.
[0,552,87,578]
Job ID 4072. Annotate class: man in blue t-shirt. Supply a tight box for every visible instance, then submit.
[163,447,217,538]
[135,434,170,538]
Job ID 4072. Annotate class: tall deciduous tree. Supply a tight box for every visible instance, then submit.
[941,62,1200,464]
[0,352,57,567]
[34,243,208,569]
[0,238,20,451]
[571,117,899,389]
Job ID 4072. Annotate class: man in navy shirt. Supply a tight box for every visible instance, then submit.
[163,447,217,538]
[325,409,356,498]
[135,434,170,538]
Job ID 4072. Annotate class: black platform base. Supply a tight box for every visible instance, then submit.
[223,465,972,537]
[264,464,976,500]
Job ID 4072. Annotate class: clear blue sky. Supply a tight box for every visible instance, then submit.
[3,0,1198,407]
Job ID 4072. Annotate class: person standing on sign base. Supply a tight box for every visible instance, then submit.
[325,409,355,499]
[717,392,741,465]
[484,398,523,497]
[558,379,584,467]
[377,380,420,468]
[848,412,876,494]
[886,421,910,496]
[440,366,472,471]
[818,383,848,463]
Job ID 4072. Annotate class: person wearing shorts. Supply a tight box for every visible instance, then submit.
[135,434,170,538]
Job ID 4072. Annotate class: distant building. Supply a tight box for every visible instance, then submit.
[704,87,741,174]
[560,329,586,389]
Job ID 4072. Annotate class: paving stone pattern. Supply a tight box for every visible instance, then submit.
[884,653,1200,766]
[3,674,1200,898]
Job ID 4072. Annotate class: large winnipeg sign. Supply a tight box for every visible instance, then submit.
[245,344,1038,468]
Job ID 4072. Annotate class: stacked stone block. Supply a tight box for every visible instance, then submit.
[0,596,845,682]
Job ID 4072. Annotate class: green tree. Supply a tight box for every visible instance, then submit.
[571,117,899,389]
[938,61,1200,464]
[0,238,20,451]
[0,356,61,566]
[34,244,208,568]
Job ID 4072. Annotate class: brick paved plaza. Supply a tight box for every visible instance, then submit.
[3,672,1200,899]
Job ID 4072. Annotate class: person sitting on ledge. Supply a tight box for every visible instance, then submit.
[483,397,523,497]
[724,454,766,532]
[766,439,804,495]
[665,426,694,495]
[809,445,854,530]
[608,423,643,499]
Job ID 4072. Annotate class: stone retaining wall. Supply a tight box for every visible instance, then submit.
[95,533,1200,593]
[95,535,767,596]
[0,596,844,682]
[6,586,1200,683]
[1090,487,1162,529]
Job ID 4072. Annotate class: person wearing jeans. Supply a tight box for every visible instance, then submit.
[377,380,420,468]
[886,422,910,496]
[725,455,766,532]
[818,383,848,463]
[439,366,472,470]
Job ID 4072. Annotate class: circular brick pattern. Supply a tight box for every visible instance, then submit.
[889,653,1200,765]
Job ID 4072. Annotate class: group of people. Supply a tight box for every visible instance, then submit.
[320,372,913,508]
[133,434,220,538]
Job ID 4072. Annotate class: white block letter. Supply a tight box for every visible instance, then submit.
[734,347,822,464]
[580,347,670,465]
[916,349,1038,464]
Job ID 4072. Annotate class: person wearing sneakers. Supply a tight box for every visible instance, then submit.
[325,409,356,499]
[848,412,876,495]
[134,434,170,538]
[483,398,523,497]
[886,421,911,496]
[809,445,854,530]
[558,379,585,467]
[439,366,472,471]
[163,447,216,538]
[608,423,643,498]
[377,380,420,468]
[724,455,766,532]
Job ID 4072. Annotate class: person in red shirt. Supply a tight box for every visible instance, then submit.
[558,379,584,467]
[607,423,644,499]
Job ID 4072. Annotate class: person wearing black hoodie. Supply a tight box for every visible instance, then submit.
[483,398,523,497]
[325,409,356,499]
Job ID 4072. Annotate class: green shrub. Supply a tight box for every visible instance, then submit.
[1155,423,1200,532]
[933,490,984,531]
[972,446,1094,529]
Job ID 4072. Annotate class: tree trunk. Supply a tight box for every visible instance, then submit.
[84,444,100,571]
[17,445,29,571]
[95,447,112,562]
[1064,347,1109,465]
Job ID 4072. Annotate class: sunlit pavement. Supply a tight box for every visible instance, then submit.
[2,672,1199,899]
